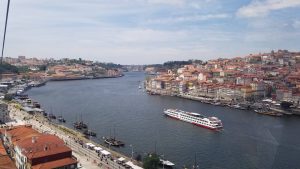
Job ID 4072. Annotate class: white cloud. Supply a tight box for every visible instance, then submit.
[146,0,219,9]
[1,0,299,64]
[293,20,300,29]
[146,13,230,24]
[237,0,300,18]
[147,0,185,6]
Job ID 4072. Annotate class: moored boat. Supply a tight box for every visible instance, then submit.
[159,159,175,168]
[57,116,66,123]
[84,130,96,137]
[18,94,29,100]
[163,109,223,130]
[231,104,247,110]
[73,122,82,130]
[254,109,283,117]
[32,102,41,108]
[48,113,56,119]
[73,121,88,129]
[103,137,125,147]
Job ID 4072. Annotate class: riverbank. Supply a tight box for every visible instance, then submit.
[49,74,124,81]
[146,87,299,116]
[6,101,143,169]
[4,74,124,98]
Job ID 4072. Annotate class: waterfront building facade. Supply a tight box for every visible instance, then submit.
[146,50,300,107]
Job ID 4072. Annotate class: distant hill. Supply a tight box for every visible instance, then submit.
[94,62,123,69]
[146,59,204,70]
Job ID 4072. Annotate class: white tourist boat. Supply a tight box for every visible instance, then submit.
[164,109,223,130]
[160,159,175,167]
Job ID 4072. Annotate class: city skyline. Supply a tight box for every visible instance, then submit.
[0,0,300,64]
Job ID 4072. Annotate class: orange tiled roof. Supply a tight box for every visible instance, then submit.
[211,69,222,73]
[31,157,77,169]
[0,155,17,169]
[0,140,7,156]
[5,125,41,146]
[17,134,71,160]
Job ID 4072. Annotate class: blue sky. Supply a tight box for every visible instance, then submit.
[0,0,300,64]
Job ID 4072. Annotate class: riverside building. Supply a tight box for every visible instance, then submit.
[1,125,78,169]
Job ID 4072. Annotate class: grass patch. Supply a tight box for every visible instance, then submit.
[56,124,79,136]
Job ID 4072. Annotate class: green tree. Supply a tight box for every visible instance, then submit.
[38,65,47,71]
[4,94,13,101]
[17,66,29,73]
[143,153,160,169]
[135,154,142,161]
[0,63,19,73]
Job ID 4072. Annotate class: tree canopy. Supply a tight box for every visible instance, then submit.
[145,59,203,70]
[0,63,19,74]
[143,153,160,169]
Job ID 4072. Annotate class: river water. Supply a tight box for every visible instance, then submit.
[25,72,300,169]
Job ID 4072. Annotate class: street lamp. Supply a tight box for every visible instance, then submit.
[129,144,134,161]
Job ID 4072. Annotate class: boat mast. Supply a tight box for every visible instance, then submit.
[154,141,157,154]
[113,126,116,140]
[193,153,198,169]
[109,128,111,138]
[75,113,77,123]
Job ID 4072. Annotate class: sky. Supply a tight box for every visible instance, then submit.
[0,0,300,64]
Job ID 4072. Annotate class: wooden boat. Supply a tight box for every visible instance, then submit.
[43,112,48,116]
[57,116,66,123]
[33,102,41,108]
[73,121,87,129]
[73,122,82,130]
[255,109,283,117]
[84,130,96,137]
[103,137,124,147]
[103,127,124,146]
[48,113,56,119]
[73,113,88,129]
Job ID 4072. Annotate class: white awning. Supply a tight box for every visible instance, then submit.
[100,150,111,156]
[33,108,44,112]
[262,99,272,102]
[94,147,103,151]
[117,157,125,162]
[125,161,143,169]
[85,143,92,146]
[23,107,34,112]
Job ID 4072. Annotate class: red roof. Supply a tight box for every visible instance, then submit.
[4,125,41,146]
[0,140,7,156]
[17,134,71,160]
[0,140,16,169]
[0,155,17,169]
[31,157,77,169]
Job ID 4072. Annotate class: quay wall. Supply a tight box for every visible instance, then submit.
[146,87,300,116]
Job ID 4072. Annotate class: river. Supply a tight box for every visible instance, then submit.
[25,72,300,169]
